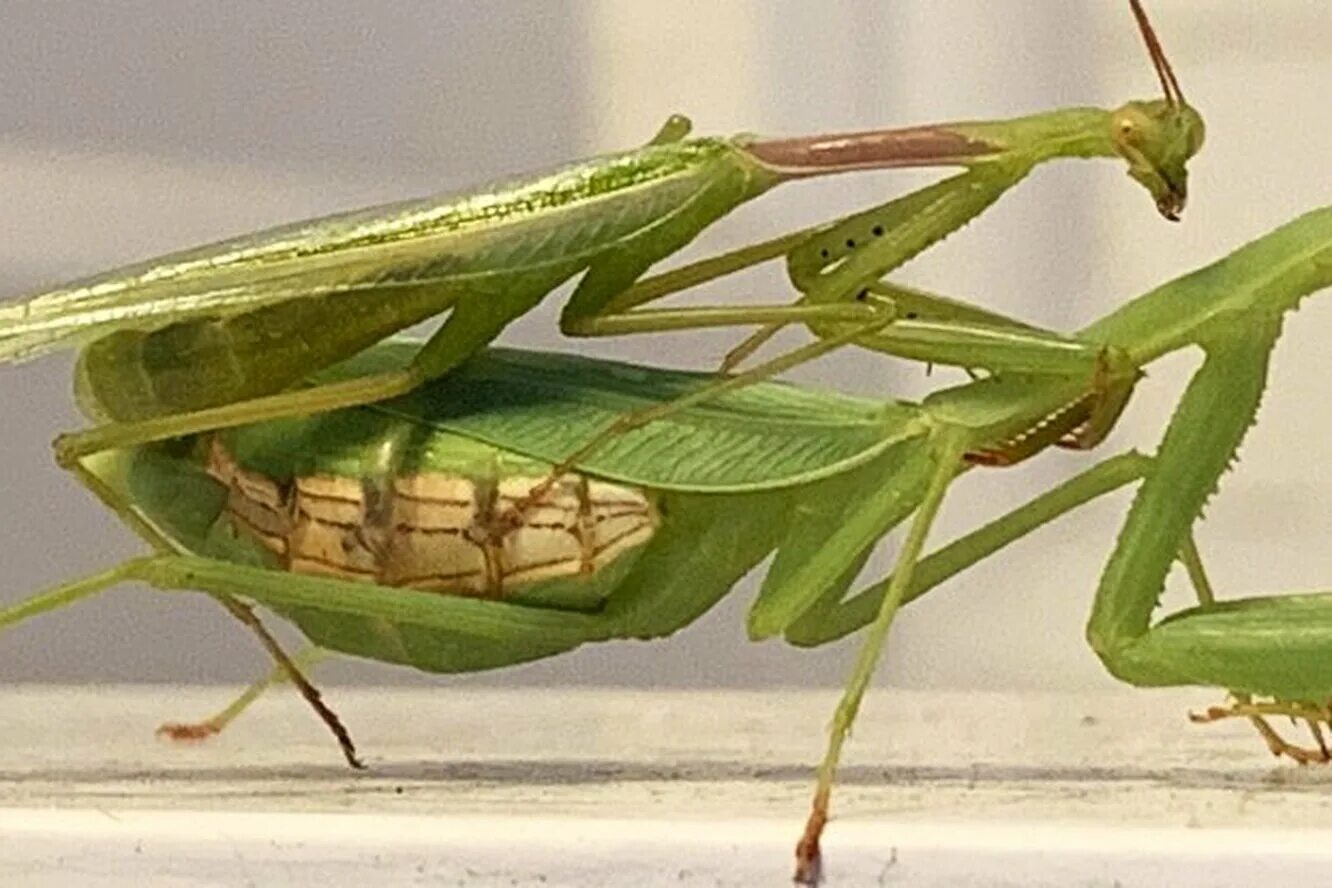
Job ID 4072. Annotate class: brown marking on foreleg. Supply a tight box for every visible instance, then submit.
[967,347,1141,466]
[965,394,1096,467]
[1057,348,1141,452]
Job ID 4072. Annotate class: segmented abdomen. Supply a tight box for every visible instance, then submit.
[205,439,657,598]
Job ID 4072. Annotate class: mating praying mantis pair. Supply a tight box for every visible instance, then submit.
[7,1,1329,882]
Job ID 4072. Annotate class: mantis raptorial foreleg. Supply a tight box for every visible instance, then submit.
[1183,526,1332,765]
[1190,696,1332,765]
[1176,533,1332,761]
[782,204,1332,879]
[1085,315,1332,702]
[591,164,1125,381]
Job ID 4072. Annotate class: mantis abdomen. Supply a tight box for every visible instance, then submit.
[204,436,657,604]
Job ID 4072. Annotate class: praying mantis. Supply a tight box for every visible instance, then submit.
[0,1,1282,882]
[4,203,1331,882]
[0,2,1200,476]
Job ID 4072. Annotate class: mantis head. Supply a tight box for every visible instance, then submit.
[1110,99,1204,222]
[1114,0,1204,222]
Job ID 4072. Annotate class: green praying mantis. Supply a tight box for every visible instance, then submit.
[0,1,1200,478]
[4,204,1332,883]
[11,0,1310,882]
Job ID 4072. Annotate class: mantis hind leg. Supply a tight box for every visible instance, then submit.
[0,555,359,767]
[794,427,966,885]
[28,453,362,765]
[157,646,333,743]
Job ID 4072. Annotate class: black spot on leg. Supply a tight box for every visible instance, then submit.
[871,225,885,237]
[845,239,857,249]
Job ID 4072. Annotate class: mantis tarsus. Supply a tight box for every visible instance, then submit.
[0,2,1199,477]
[5,203,1332,884]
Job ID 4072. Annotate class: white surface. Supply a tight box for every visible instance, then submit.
[4,685,1332,886]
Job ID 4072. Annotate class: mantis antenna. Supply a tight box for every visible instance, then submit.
[1129,0,1185,105]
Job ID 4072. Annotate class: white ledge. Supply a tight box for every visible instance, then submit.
[3,685,1332,886]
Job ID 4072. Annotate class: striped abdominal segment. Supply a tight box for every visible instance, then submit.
[205,438,658,598]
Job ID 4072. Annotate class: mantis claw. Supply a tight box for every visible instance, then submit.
[1188,694,1332,765]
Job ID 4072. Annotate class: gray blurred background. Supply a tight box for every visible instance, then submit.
[1,1,1329,693]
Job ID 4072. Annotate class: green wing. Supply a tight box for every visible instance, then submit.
[0,140,754,363]
[333,343,926,492]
